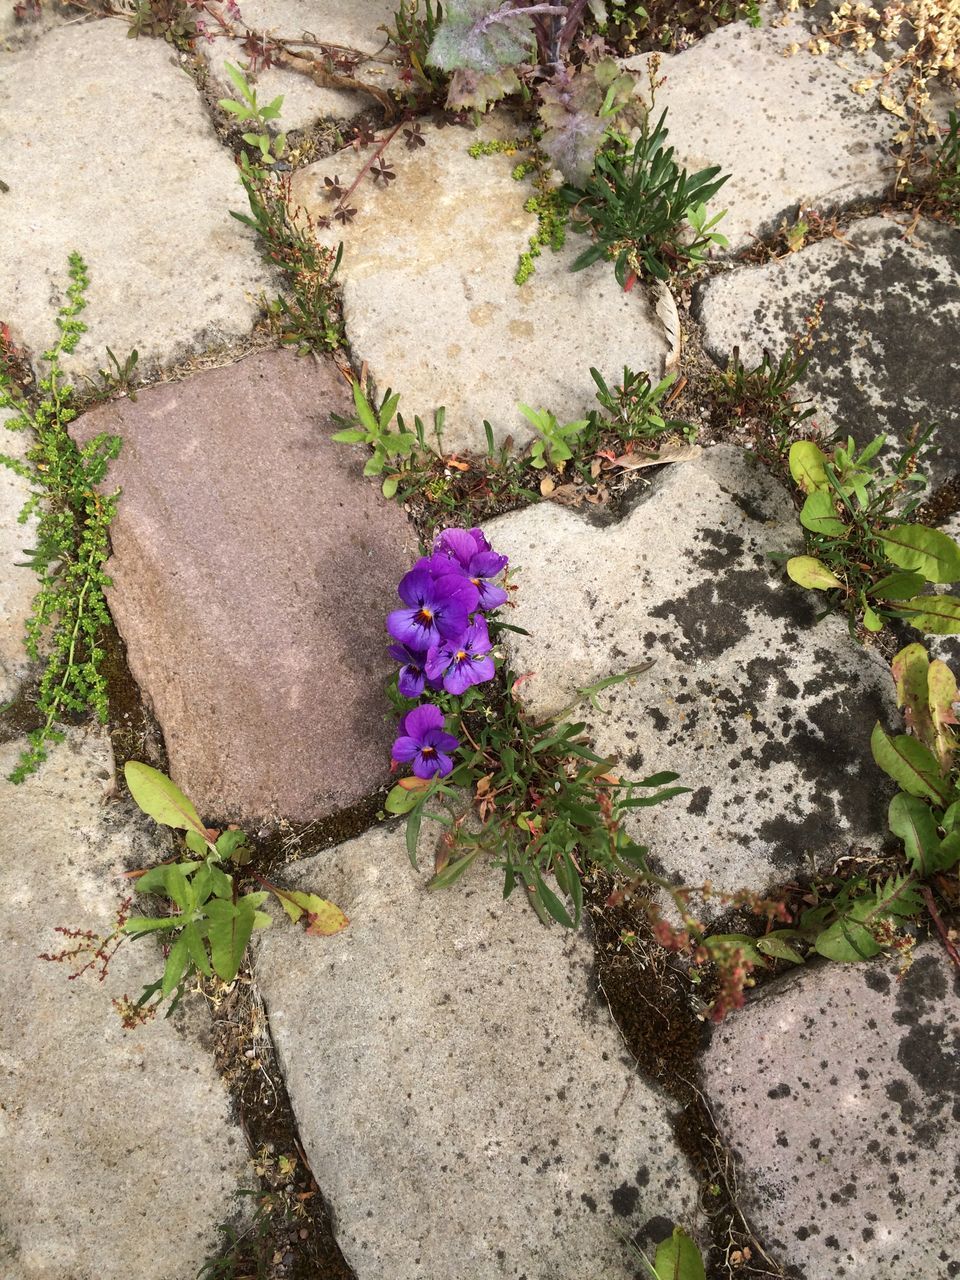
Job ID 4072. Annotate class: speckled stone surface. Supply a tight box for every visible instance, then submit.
[0,21,272,379]
[488,447,896,908]
[702,945,960,1279]
[0,729,248,1280]
[696,217,960,486]
[254,823,703,1280]
[69,350,418,826]
[623,10,897,251]
[0,409,36,704]
[291,118,672,454]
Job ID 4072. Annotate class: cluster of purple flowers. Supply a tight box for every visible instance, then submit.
[388,528,509,779]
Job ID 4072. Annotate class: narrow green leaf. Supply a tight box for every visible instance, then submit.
[183,922,212,977]
[869,571,926,601]
[870,723,952,804]
[880,525,960,583]
[888,792,942,875]
[161,933,190,998]
[122,915,181,934]
[205,897,256,982]
[331,428,368,443]
[406,805,423,867]
[426,847,482,890]
[896,595,960,634]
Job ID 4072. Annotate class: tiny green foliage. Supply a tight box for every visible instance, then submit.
[219,63,287,168]
[1,253,122,783]
[121,763,347,1018]
[713,341,815,448]
[518,404,590,469]
[331,381,443,498]
[589,366,691,443]
[782,428,960,636]
[932,110,960,225]
[562,108,729,286]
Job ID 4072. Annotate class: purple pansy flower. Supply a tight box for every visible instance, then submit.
[387,567,479,651]
[388,643,429,698]
[425,616,496,695]
[430,527,509,612]
[391,704,459,779]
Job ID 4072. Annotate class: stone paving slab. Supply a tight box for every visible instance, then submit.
[696,216,960,486]
[70,349,417,826]
[0,728,248,1280]
[254,822,703,1279]
[292,119,671,455]
[0,21,272,378]
[202,0,397,130]
[702,944,960,1279]
[624,11,897,252]
[0,409,36,704]
[488,447,895,906]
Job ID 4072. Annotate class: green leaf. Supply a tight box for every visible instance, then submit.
[786,556,843,591]
[385,782,427,815]
[895,595,960,634]
[161,933,190,998]
[706,933,765,966]
[406,804,423,867]
[134,862,192,910]
[814,917,883,962]
[799,490,846,537]
[122,915,181,934]
[938,830,960,870]
[756,934,805,964]
[124,762,207,837]
[650,1226,706,1280]
[870,723,952,804]
[789,441,829,493]
[426,847,482,889]
[880,525,960,583]
[183,922,212,977]
[331,428,368,443]
[888,792,942,875]
[869,570,926,600]
[862,604,884,632]
[185,830,209,856]
[891,643,935,748]
[215,829,252,863]
[532,869,574,928]
[928,658,959,770]
[205,897,257,982]
[352,382,379,433]
[382,475,400,500]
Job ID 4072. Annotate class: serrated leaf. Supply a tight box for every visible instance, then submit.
[799,490,846,536]
[880,525,960,583]
[870,723,952,804]
[786,556,843,590]
[124,762,207,838]
[888,792,943,875]
[789,440,829,493]
[538,68,609,185]
[895,595,960,634]
[445,65,520,111]
[427,0,536,73]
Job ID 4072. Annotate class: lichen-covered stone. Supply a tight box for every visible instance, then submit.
[624,12,897,250]
[69,349,418,826]
[0,729,248,1280]
[291,119,671,454]
[696,217,960,486]
[0,22,272,378]
[254,823,702,1280]
[488,447,895,906]
[702,944,960,1279]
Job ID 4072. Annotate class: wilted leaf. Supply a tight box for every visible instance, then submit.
[606,443,701,470]
[272,887,349,936]
[928,658,959,771]
[892,642,935,748]
[538,65,609,185]
[124,761,207,838]
[786,555,843,591]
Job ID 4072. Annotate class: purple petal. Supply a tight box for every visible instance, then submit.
[387,607,437,650]
[434,601,471,642]
[391,734,420,763]
[424,644,450,681]
[402,703,445,742]
[469,550,508,578]
[397,666,426,698]
[464,616,492,652]
[396,566,435,607]
[466,655,495,685]
[434,527,479,569]
[477,581,508,611]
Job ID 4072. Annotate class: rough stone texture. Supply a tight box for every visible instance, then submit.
[255,823,702,1280]
[0,0,75,44]
[292,119,672,454]
[696,217,960,486]
[624,13,897,251]
[488,447,896,904]
[0,729,247,1280]
[702,945,960,1279]
[202,0,401,130]
[0,409,36,703]
[70,349,417,826]
[0,22,272,378]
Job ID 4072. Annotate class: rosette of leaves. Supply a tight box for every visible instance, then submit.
[785,432,960,635]
[561,108,729,284]
[122,763,346,1014]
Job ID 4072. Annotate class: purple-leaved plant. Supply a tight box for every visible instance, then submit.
[389,527,509,778]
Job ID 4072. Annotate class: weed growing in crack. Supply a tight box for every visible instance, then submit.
[0,253,122,782]
[782,429,960,637]
[932,109,960,223]
[712,340,816,452]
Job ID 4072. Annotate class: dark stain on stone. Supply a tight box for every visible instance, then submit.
[611,1182,640,1217]
[687,786,711,816]
[865,968,891,995]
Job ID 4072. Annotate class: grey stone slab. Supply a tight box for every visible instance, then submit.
[0,0,76,45]
[488,447,895,907]
[696,216,960,487]
[0,409,36,703]
[0,729,247,1280]
[291,119,672,454]
[70,349,418,827]
[702,944,960,1279]
[0,22,272,378]
[254,822,703,1280]
[624,11,897,251]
